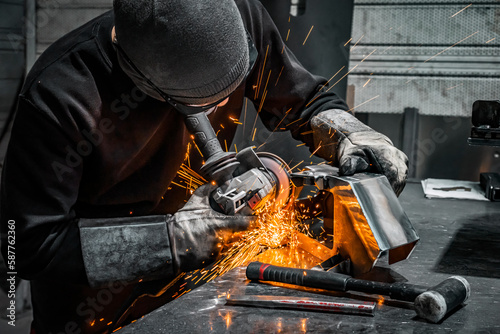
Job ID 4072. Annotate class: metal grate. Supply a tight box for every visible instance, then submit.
[348,2,500,116]
[351,4,499,46]
[349,75,500,116]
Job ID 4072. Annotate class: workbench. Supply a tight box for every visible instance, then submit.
[120,182,500,333]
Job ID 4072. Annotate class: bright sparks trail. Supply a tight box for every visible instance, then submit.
[243,99,248,133]
[350,34,364,51]
[319,66,345,92]
[175,163,206,193]
[424,31,479,63]
[305,65,356,108]
[213,201,306,277]
[361,49,377,62]
[347,95,380,113]
[303,25,314,45]
[326,64,359,92]
[255,45,270,100]
[450,4,471,18]
[275,66,284,86]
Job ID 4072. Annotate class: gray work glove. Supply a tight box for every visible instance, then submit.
[310,110,408,196]
[167,184,254,273]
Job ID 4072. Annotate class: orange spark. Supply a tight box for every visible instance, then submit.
[424,31,479,63]
[350,34,364,51]
[361,49,377,62]
[309,142,322,158]
[255,45,270,99]
[450,4,471,18]
[275,66,285,86]
[243,99,248,133]
[319,66,345,92]
[290,160,304,171]
[346,95,380,113]
[303,25,314,45]
[212,201,306,277]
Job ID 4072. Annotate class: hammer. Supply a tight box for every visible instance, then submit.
[246,262,470,323]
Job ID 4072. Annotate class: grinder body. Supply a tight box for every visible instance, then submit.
[182,111,293,215]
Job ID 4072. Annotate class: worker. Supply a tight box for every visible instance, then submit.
[0,0,408,333]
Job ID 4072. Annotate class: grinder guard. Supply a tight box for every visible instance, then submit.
[293,165,419,276]
[212,147,294,215]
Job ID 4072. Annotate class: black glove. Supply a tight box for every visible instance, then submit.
[310,109,408,196]
[167,184,254,273]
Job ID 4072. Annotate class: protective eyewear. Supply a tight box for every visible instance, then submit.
[113,31,258,115]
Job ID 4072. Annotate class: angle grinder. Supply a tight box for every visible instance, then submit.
[182,111,294,215]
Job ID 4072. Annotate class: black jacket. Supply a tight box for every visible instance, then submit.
[1,0,347,332]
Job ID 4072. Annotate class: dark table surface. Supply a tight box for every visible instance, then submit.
[120,182,500,333]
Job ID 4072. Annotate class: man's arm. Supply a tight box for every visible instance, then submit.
[1,97,254,287]
[0,97,174,287]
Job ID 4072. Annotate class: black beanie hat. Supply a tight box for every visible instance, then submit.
[114,0,250,105]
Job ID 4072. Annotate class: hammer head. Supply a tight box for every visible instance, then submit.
[414,276,471,323]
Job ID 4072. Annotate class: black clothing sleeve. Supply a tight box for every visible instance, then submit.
[1,97,174,286]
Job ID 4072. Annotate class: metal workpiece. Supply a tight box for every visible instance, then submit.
[293,165,419,276]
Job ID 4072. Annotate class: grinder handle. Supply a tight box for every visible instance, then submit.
[184,112,223,161]
[247,262,425,301]
[246,262,350,292]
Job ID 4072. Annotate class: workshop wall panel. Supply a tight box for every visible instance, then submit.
[348,2,500,116]
[349,75,499,116]
[349,1,500,180]
[35,0,112,56]
[36,8,111,54]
